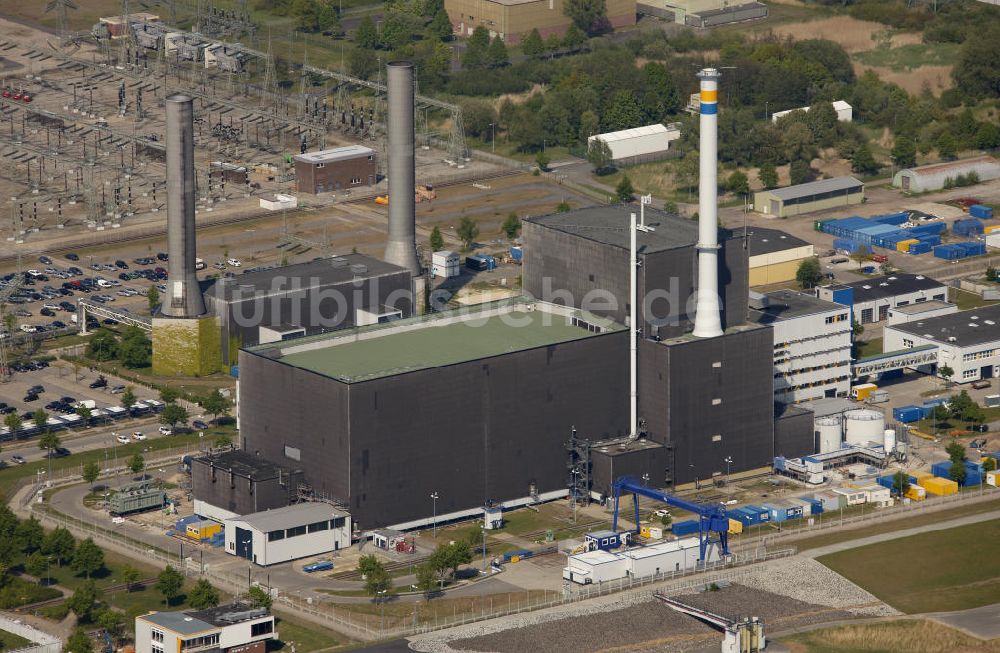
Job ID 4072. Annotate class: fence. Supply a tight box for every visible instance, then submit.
[0,612,62,653]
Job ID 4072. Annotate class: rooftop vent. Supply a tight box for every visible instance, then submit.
[330,257,348,268]
[350,263,368,276]
[879,283,889,287]
[948,337,957,342]
[969,323,979,327]
[862,285,872,290]
[888,276,898,280]
[915,275,925,280]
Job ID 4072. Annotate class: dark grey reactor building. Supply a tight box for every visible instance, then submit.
[191,450,305,521]
[202,253,413,365]
[237,299,629,529]
[522,206,749,339]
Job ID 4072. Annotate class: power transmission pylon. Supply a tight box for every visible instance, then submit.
[45,0,78,44]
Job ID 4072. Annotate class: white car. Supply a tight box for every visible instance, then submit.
[158,426,173,436]
[19,324,38,333]
[226,258,242,267]
[131,431,146,441]
[96,279,113,288]
[653,509,671,518]
[116,433,130,444]
[42,303,60,311]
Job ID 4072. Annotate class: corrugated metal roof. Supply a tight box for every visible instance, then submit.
[766,176,863,202]
[898,155,1000,178]
[294,145,375,164]
[231,502,348,533]
[589,124,680,161]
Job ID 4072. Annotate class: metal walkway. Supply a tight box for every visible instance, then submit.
[852,344,938,378]
[78,298,152,334]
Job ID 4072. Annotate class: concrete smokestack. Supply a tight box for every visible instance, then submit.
[692,68,723,338]
[384,61,421,275]
[161,93,206,318]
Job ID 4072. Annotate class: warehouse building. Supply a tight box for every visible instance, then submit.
[637,0,766,26]
[893,155,1000,193]
[135,604,274,653]
[771,100,853,123]
[523,205,749,340]
[191,450,305,522]
[294,145,377,194]
[750,290,852,404]
[735,228,815,287]
[238,299,630,528]
[886,300,957,326]
[224,502,352,566]
[445,0,636,44]
[587,124,681,166]
[202,253,413,364]
[754,176,864,218]
[884,304,1000,384]
[816,273,947,325]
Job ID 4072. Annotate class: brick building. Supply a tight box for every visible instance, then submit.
[293,145,377,195]
[445,0,636,44]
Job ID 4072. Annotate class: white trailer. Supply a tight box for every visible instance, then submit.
[562,550,628,585]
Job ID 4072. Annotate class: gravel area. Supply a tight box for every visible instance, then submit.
[738,557,900,617]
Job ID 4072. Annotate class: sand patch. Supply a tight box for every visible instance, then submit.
[853,62,953,96]
[768,16,915,53]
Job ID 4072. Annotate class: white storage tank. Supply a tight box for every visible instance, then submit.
[815,416,842,453]
[844,409,885,445]
[884,428,896,453]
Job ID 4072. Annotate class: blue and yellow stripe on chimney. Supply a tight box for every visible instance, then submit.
[700,89,717,115]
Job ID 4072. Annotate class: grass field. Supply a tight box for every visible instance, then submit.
[0,629,31,649]
[855,338,883,359]
[854,43,961,72]
[781,619,1000,653]
[949,287,999,311]
[817,518,1000,614]
[272,615,347,652]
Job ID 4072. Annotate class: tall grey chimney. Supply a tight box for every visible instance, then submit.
[383,61,421,275]
[161,93,206,318]
[692,68,723,338]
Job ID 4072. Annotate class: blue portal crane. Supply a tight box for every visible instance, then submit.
[611,476,730,562]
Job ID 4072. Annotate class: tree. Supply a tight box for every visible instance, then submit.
[121,565,140,592]
[87,328,118,361]
[949,460,967,485]
[15,517,44,554]
[952,25,1000,100]
[522,29,544,57]
[535,150,551,171]
[931,404,950,434]
[462,26,490,69]
[852,321,864,338]
[579,110,599,144]
[604,90,642,132]
[42,527,75,567]
[796,258,822,289]
[147,285,160,313]
[486,36,508,68]
[156,566,184,606]
[415,561,438,596]
[556,201,571,213]
[34,408,50,434]
[71,538,105,579]
[428,10,453,41]
[118,327,152,368]
[354,15,380,49]
[248,585,273,610]
[563,23,586,48]
[83,461,100,490]
[201,389,231,422]
[39,431,60,457]
[987,266,998,282]
[892,470,910,496]
[544,32,562,52]
[188,578,221,609]
[67,579,98,621]
[501,212,521,240]
[24,551,49,579]
[984,457,997,473]
[347,47,378,80]
[727,170,749,196]
[66,628,94,653]
[161,404,189,429]
[563,0,608,35]
[429,226,445,252]
[121,386,136,410]
[96,610,125,645]
[76,404,92,424]
[4,413,21,438]
[789,159,813,185]
[891,136,917,169]
[456,217,479,250]
[587,138,612,174]
[939,365,955,384]
[159,386,181,404]
[128,453,145,477]
[364,565,393,600]
[851,144,879,175]
[615,175,635,203]
[433,540,472,578]
[946,440,966,464]
[759,163,778,190]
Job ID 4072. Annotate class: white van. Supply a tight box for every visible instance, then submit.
[196,258,206,271]
[20,324,38,333]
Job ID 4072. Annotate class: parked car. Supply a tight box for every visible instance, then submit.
[23,393,38,402]
[110,385,126,394]
[226,258,242,267]
[116,433,130,444]
[38,255,52,264]
[132,431,146,441]
[89,376,108,389]
[156,252,168,261]
[9,455,26,465]
[158,426,173,436]
[64,253,80,261]
[972,380,992,390]
[192,420,209,430]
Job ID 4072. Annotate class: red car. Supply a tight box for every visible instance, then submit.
[871,254,888,263]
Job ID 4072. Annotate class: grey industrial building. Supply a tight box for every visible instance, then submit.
[237,299,630,529]
[816,273,947,325]
[191,450,305,520]
[202,253,413,364]
[523,206,749,339]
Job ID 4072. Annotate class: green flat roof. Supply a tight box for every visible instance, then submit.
[279,310,623,382]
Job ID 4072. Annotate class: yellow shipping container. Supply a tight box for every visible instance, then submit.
[919,476,958,496]
[186,521,221,540]
[640,523,651,538]
[851,383,878,401]
[897,238,920,252]
[908,470,933,482]
[984,224,1000,234]
[728,518,743,535]
[904,486,926,501]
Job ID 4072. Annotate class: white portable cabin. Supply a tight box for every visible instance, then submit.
[832,487,867,506]
[562,549,627,585]
[857,484,892,506]
[622,538,714,578]
[432,251,460,278]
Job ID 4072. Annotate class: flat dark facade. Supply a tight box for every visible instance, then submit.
[191,450,304,516]
[203,254,413,364]
[589,440,669,501]
[294,147,377,195]
[238,330,629,528]
[774,404,814,459]
[638,326,776,486]
[523,207,748,339]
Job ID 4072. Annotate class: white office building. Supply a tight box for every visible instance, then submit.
[816,274,948,325]
[750,290,853,404]
[884,304,1000,384]
[224,502,351,566]
[136,605,275,653]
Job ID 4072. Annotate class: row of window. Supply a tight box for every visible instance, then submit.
[251,621,274,637]
[152,630,164,643]
[267,517,346,542]
[824,313,849,324]
[963,369,980,379]
[963,349,998,362]
[181,634,220,651]
[775,375,851,393]
[774,361,850,379]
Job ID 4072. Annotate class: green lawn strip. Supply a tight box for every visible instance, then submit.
[791,496,1000,552]
[817,518,1000,613]
[272,615,345,652]
[949,287,999,310]
[0,629,32,649]
[0,575,62,608]
[853,43,960,72]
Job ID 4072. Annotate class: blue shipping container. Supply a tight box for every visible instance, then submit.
[953,219,984,237]
[969,204,993,219]
[872,212,909,226]
[934,245,965,261]
[958,241,986,257]
[510,246,523,262]
[806,498,824,514]
[893,405,922,423]
[671,520,699,536]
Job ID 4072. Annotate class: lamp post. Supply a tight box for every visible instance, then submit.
[724,456,733,485]
[689,464,698,490]
[430,492,439,538]
[489,123,496,154]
